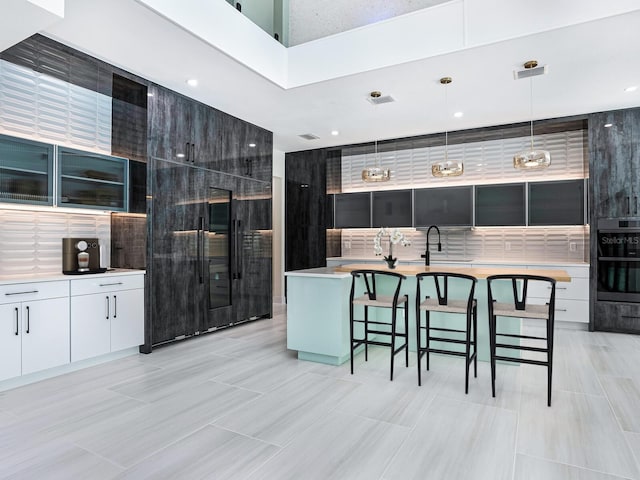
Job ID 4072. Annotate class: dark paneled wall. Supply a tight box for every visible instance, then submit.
[589,107,640,333]
[285,148,336,271]
[110,213,147,269]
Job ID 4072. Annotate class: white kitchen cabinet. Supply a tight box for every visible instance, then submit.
[70,274,144,362]
[0,303,22,382]
[527,265,590,324]
[0,281,70,381]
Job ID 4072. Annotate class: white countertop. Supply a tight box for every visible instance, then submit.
[285,267,349,278]
[326,257,589,267]
[0,269,146,286]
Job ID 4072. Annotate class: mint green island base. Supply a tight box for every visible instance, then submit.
[285,267,521,366]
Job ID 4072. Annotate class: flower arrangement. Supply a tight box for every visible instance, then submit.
[374,227,411,267]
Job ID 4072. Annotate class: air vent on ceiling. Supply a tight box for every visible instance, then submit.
[368,95,395,105]
[514,64,549,80]
[299,133,320,140]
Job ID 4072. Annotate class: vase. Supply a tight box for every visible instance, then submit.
[385,258,398,269]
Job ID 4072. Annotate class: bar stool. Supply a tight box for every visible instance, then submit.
[487,274,556,406]
[415,272,478,393]
[349,269,409,381]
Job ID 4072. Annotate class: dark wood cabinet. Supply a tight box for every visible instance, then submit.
[590,108,640,218]
[218,112,272,181]
[148,85,194,163]
[334,192,371,228]
[593,301,640,333]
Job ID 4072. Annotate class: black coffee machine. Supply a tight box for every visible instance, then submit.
[62,238,106,274]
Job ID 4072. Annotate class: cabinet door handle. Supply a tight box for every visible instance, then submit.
[191,143,196,163]
[5,290,38,296]
[99,282,123,287]
[14,307,19,335]
[185,142,190,162]
[113,295,117,319]
[25,306,30,334]
[626,196,630,215]
[106,296,110,319]
[635,196,638,215]
[549,286,567,290]
[556,308,568,312]
[245,158,251,176]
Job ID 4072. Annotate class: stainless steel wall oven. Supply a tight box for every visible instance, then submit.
[597,218,640,302]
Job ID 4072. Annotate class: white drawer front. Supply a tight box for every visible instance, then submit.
[0,280,69,304]
[70,274,144,296]
[528,277,589,301]
[554,299,589,323]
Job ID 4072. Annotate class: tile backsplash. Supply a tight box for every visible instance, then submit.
[0,208,111,276]
[338,226,589,263]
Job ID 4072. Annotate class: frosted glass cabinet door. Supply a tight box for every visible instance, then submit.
[0,303,22,382]
[70,293,111,362]
[20,298,70,375]
[110,289,144,352]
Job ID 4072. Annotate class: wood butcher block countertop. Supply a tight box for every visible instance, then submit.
[334,263,571,282]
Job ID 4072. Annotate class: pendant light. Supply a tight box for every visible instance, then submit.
[513,60,551,170]
[432,77,463,177]
[362,91,391,183]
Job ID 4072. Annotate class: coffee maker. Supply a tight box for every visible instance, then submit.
[62,238,105,274]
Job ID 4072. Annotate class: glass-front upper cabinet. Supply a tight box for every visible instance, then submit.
[57,147,128,211]
[0,134,54,205]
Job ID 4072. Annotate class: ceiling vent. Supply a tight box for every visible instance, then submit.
[367,94,395,105]
[514,62,549,80]
[298,133,320,140]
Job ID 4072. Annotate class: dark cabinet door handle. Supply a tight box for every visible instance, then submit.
[626,196,630,215]
[197,216,204,284]
[25,306,30,334]
[635,196,638,215]
[192,143,196,163]
[185,142,190,162]
[106,296,110,319]
[113,295,117,319]
[245,158,250,176]
[14,307,19,335]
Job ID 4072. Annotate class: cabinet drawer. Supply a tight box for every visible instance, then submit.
[0,280,69,304]
[527,298,589,323]
[70,274,144,296]
[528,277,589,301]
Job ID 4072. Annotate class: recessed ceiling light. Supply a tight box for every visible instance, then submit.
[453,111,464,118]
[248,143,256,148]
[604,123,613,128]
[331,130,339,136]
[624,86,638,92]
[186,79,198,87]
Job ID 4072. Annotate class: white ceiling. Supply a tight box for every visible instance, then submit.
[31,0,640,152]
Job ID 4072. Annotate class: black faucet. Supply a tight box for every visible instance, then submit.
[421,225,442,266]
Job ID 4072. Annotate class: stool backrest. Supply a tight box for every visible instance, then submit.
[486,274,556,311]
[349,269,406,303]
[416,272,477,314]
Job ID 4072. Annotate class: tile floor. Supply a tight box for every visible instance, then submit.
[1,308,640,479]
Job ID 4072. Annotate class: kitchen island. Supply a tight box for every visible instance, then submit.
[285,264,570,365]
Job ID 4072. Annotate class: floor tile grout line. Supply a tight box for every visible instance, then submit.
[516,451,636,479]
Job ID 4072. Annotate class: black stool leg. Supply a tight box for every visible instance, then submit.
[349,301,355,375]
[404,298,409,368]
[425,310,431,371]
[490,314,496,398]
[416,307,422,386]
[465,308,472,394]
[473,304,478,378]
[547,316,554,407]
[364,306,369,362]
[390,306,397,381]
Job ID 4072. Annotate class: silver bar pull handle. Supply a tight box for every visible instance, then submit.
[25,306,30,334]
[556,308,568,312]
[113,295,117,319]
[5,290,38,296]
[14,307,19,335]
[106,296,110,319]
[99,282,123,287]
